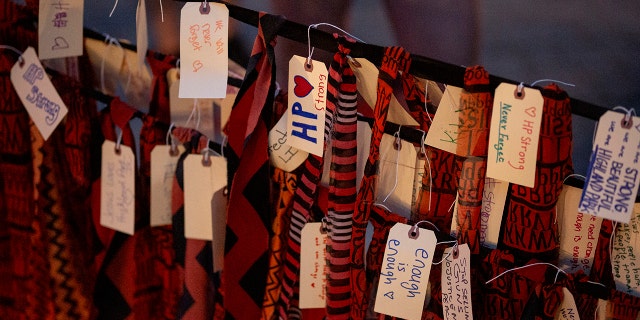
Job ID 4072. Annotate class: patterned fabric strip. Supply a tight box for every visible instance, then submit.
[350,46,412,320]
[326,36,358,319]
[455,66,493,255]
[500,83,572,260]
[222,13,283,319]
[261,168,297,320]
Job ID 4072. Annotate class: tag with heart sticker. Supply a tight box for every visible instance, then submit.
[486,83,543,188]
[286,55,328,156]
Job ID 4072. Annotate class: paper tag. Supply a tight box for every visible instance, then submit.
[441,243,473,320]
[211,188,227,272]
[486,83,543,188]
[150,145,184,226]
[269,112,308,172]
[554,287,580,320]
[374,223,437,320]
[611,203,640,298]
[558,185,603,275]
[179,2,228,98]
[183,154,227,240]
[481,178,509,249]
[169,71,216,140]
[286,56,328,156]
[100,140,136,235]
[38,0,83,59]
[425,85,463,154]
[299,222,328,308]
[10,47,69,140]
[579,110,640,223]
[136,0,148,68]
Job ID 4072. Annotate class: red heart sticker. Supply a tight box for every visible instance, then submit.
[293,75,314,98]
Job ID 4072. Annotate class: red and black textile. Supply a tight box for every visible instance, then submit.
[325,36,358,318]
[454,66,492,255]
[349,47,412,319]
[402,74,461,320]
[221,13,283,319]
[499,83,573,261]
[168,129,216,320]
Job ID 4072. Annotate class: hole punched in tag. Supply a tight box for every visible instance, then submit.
[613,105,636,129]
[199,1,210,14]
[320,217,329,234]
[408,220,441,240]
[201,147,212,167]
[514,82,525,99]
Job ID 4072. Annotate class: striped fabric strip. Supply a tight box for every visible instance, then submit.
[350,47,412,320]
[277,36,353,319]
[326,37,358,318]
[455,66,493,255]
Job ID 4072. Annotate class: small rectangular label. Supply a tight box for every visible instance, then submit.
[299,222,327,308]
[179,2,228,98]
[10,47,69,140]
[150,145,184,226]
[100,140,136,235]
[441,244,473,320]
[374,223,436,320]
[38,0,84,59]
[424,85,463,154]
[286,55,328,156]
[579,110,640,223]
[486,83,544,188]
[611,203,640,298]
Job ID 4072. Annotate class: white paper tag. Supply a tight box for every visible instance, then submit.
[211,187,227,272]
[486,83,544,188]
[100,140,136,235]
[558,185,603,275]
[554,287,580,320]
[299,222,328,308]
[269,112,308,172]
[611,203,640,298]
[169,71,216,140]
[374,223,437,320]
[183,154,227,240]
[10,47,69,140]
[441,243,473,320]
[38,0,84,60]
[424,85,463,154]
[136,0,148,68]
[480,178,508,249]
[150,145,184,227]
[179,2,228,98]
[579,110,640,223]
[286,56,328,156]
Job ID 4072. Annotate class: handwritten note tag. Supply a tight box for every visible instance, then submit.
[481,178,509,249]
[424,85,463,154]
[287,56,328,156]
[179,2,228,98]
[299,222,328,308]
[487,83,543,188]
[38,0,84,59]
[579,110,640,223]
[557,185,603,275]
[611,203,640,298]
[183,154,227,240]
[554,287,580,320]
[100,140,136,235]
[374,223,437,320]
[150,145,184,227]
[10,47,68,140]
[269,112,308,172]
[441,243,473,320]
